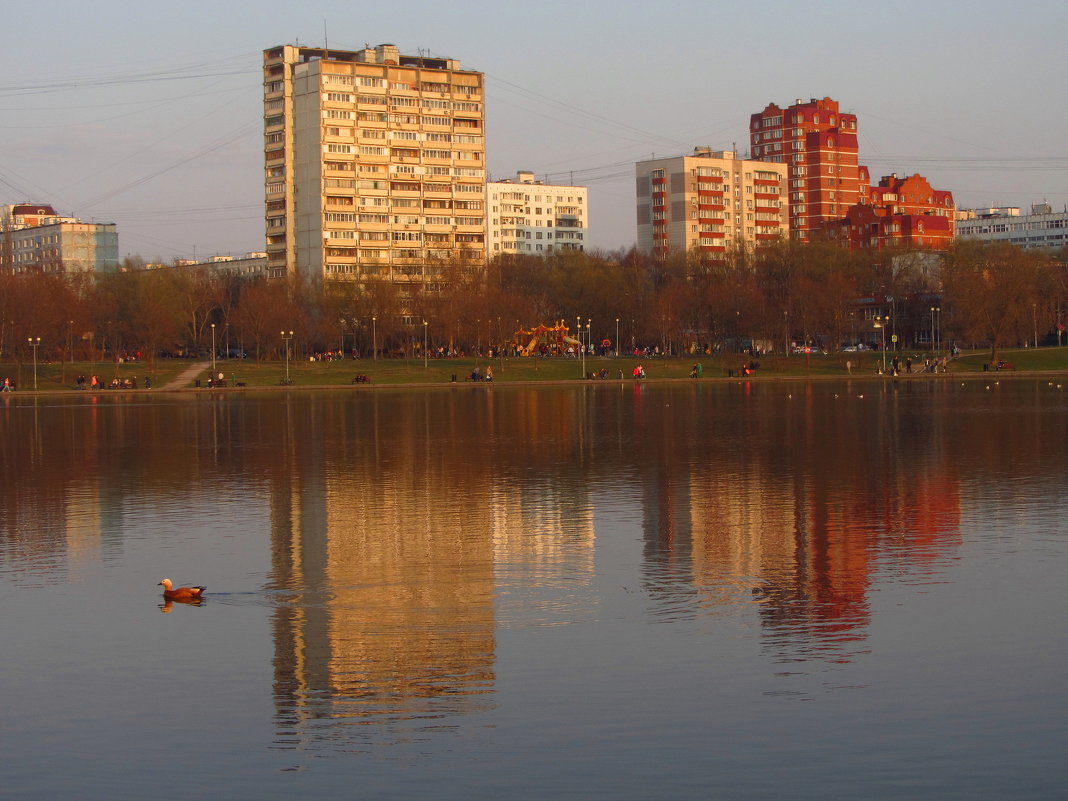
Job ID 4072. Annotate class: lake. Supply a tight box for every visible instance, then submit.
[2,378,1067,799]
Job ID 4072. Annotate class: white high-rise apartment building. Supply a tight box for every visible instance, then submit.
[487,172,588,256]
[263,44,486,287]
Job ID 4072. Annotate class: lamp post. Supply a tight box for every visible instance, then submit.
[874,318,886,373]
[585,320,593,380]
[1033,302,1038,350]
[372,316,377,362]
[423,320,428,369]
[28,336,40,389]
[615,318,619,357]
[211,323,217,373]
[66,320,73,383]
[281,330,293,384]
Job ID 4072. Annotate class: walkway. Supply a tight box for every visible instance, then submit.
[161,361,211,390]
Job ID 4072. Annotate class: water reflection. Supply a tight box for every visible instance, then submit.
[2,381,1067,755]
[264,393,497,747]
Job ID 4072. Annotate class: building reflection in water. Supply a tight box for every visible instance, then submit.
[9,380,1042,747]
[631,381,963,664]
[263,389,596,751]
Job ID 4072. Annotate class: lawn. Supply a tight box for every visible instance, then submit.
[6,345,1068,392]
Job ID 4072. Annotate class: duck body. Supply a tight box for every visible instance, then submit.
[158,578,206,602]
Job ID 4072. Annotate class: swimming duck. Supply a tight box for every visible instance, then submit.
[158,578,206,602]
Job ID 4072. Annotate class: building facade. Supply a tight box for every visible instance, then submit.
[956,204,1068,250]
[635,149,787,260]
[263,44,486,289]
[750,97,861,240]
[1,204,118,274]
[487,172,588,257]
[833,173,955,250]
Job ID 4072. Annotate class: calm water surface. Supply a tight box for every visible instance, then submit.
[2,379,1067,799]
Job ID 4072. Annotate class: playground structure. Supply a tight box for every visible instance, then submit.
[515,321,584,357]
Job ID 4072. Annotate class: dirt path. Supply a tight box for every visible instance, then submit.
[161,361,211,390]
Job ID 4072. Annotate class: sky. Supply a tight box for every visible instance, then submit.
[2,0,1066,262]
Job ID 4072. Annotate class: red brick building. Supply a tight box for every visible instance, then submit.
[831,173,955,250]
[750,97,862,241]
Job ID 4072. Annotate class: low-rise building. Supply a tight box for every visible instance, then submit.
[488,172,587,256]
[1,204,118,274]
[178,253,270,279]
[955,203,1068,250]
[829,173,955,250]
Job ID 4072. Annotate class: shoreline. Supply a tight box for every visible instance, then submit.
[3,367,1061,399]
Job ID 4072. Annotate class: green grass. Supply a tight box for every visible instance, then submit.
[7,346,1068,392]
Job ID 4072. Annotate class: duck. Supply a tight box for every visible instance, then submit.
[158,578,206,602]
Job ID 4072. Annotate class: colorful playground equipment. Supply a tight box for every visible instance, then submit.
[515,321,583,356]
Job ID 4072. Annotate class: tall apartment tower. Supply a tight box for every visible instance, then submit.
[487,172,588,256]
[263,44,486,286]
[750,97,861,240]
[635,149,787,260]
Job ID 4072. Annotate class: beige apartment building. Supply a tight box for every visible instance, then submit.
[487,172,588,257]
[263,44,486,289]
[636,149,787,260]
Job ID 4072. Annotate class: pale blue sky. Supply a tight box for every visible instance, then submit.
[1,0,1065,260]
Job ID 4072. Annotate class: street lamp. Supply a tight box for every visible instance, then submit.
[929,306,940,355]
[211,323,217,373]
[28,336,40,389]
[423,320,428,369]
[66,320,73,383]
[584,320,590,377]
[372,316,377,362]
[1033,302,1038,350]
[281,330,293,384]
[615,318,619,357]
[874,318,886,373]
[580,319,588,377]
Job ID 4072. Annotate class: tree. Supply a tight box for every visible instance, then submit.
[942,241,1050,361]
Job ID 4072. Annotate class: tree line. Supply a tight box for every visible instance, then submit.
[2,239,1065,370]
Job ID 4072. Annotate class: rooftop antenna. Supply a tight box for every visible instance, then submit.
[323,19,328,56]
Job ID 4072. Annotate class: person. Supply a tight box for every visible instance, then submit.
[1,377,10,392]
[846,359,852,375]
[471,366,481,381]
[145,377,152,389]
[485,365,494,382]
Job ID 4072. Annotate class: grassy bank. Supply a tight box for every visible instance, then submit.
[5,344,1068,393]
